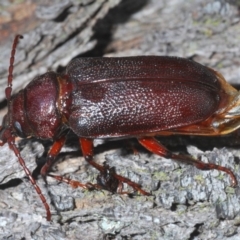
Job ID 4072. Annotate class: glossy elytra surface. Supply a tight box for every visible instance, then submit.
[68,57,221,137]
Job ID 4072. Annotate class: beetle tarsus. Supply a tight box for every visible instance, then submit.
[193,161,237,187]
[138,136,237,187]
[48,173,97,190]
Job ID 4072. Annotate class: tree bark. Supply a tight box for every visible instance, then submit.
[0,0,240,239]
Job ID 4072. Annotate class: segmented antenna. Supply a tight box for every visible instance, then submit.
[6,35,23,100]
[4,35,51,221]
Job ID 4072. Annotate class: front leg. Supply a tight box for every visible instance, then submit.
[43,135,97,190]
[40,135,66,179]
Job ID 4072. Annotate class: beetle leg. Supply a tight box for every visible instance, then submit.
[42,136,97,190]
[47,174,98,190]
[138,137,237,187]
[79,138,150,195]
[48,164,126,193]
[40,135,66,180]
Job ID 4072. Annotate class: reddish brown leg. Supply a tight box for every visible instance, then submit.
[43,136,100,191]
[49,163,124,193]
[47,174,98,190]
[40,135,66,177]
[79,138,150,195]
[138,137,237,186]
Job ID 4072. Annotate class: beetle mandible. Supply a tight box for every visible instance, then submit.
[0,35,239,221]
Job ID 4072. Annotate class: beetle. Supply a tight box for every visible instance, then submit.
[0,35,239,221]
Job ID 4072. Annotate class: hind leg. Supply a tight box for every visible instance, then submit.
[138,136,237,186]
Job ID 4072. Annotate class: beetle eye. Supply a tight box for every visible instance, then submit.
[14,121,25,138]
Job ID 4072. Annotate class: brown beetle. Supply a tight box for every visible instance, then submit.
[0,35,239,221]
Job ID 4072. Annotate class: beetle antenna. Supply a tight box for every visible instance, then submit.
[6,35,23,101]
[2,35,51,220]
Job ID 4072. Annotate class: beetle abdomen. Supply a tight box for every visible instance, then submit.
[69,78,220,138]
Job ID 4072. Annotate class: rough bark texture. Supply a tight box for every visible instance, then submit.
[1,0,240,239]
